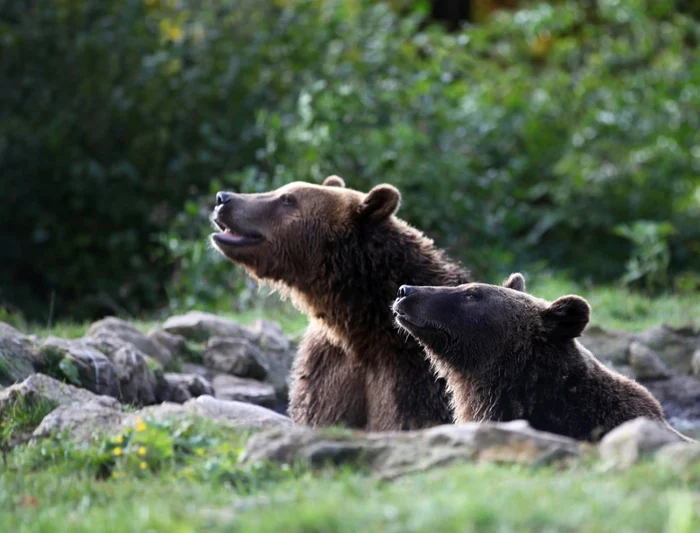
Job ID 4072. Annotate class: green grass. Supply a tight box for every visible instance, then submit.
[0,395,59,449]
[2,421,700,533]
[528,276,700,332]
[23,304,308,341]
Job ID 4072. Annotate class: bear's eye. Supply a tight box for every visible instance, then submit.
[280,194,297,207]
[464,291,479,300]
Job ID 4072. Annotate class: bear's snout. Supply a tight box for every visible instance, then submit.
[397,285,415,299]
[215,191,232,206]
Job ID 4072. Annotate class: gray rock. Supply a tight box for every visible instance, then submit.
[33,401,124,443]
[203,338,267,380]
[212,374,277,408]
[628,342,672,381]
[86,317,172,368]
[579,325,634,365]
[162,373,214,404]
[250,320,290,352]
[184,395,293,429]
[111,346,159,406]
[162,311,258,343]
[180,362,215,381]
[655,441,700,471]
[643,376,700,422]
[0,322,38,385]
[38,337,120,398]
[241,420,579,479]
[634,325,699,374]
[599,417,685,468]
[36,395,293,443]
[0,374,118,415]
[121,397,293,431]
[148,328,191,362]
[691,350,700,378]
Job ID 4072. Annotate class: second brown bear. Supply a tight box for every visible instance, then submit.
[393,274,687,441]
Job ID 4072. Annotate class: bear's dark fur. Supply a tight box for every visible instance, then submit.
[392,274,686,441]
[211,176,471,431]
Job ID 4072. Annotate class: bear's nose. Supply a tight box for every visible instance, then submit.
[215,192,232,206]
[397,285,414,298]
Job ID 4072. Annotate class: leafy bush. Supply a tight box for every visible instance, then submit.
[1,0,698,320]
[241,0,699,285]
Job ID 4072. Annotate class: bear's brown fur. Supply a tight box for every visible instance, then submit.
[392,274,688,441]
[211,177,471,431]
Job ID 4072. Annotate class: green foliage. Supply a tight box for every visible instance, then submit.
[1,0,698,320]
[3,440,700,533]
[11,415,302,490]
[243,0,699,284]
[0,395,58,449]
[614,221,676,291]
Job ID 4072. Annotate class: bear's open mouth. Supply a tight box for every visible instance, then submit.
[212,219,264,247]
[393,311,426,330]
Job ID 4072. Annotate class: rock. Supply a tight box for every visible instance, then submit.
[162,373,214,404]
[0,374,118,415]
[241,420,579,479]
[122,396,293,430]
[33,401,124,443]
[691,350,700,378]
[180,362,215,381]
[203,338,267,380]
[38,337,120,398]
[162,311,258,343]
[34,395,292,443]
[111,346,159,405]
[579,325,634,365]
[643,376,700,422]
[184,395,293,429]
[655,441,700,471]
[148,329,191,362]
[628,342,672,381]
[0,322,38,385]
[86,317,172,368]
[633,325,699,374]
[212,374,277,408]
[250,320,290,352]
[599,417,684,468]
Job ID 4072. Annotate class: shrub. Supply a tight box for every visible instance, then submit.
[1,0,698,320]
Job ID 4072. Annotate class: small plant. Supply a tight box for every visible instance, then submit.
[0,395,58,449]
[614,221,676,293]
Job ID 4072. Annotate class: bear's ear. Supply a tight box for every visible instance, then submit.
[358,184,401,223]
[503,273,526,292]
[323,175,345,188]
[541,295,590,339]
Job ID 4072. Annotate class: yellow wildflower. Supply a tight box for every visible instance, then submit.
[112,471,120,479]
[135,418,147,432]
[140,461,148,470]
[113,447,122,456]
[114,435,124,444]
[137,446,147,457]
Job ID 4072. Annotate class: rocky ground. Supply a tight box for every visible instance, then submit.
[1,314,700,475]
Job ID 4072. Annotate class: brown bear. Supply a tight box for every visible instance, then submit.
[210,177,471,431]
[392,273,689,441]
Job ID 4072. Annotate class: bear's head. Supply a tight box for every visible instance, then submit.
[210,176,401,285]
[392,274,591,371]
